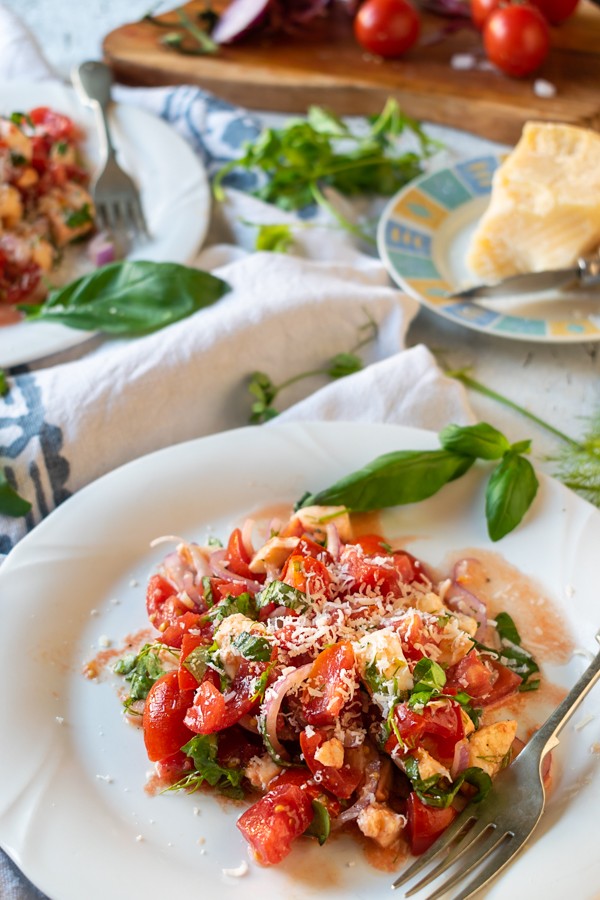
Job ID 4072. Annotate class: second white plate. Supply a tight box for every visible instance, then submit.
[0,81,211,368]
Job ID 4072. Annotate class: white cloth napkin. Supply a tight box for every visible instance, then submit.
[0,5,474,897]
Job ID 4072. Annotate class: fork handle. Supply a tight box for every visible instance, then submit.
[72,61,117,161]
[527,646,600,758]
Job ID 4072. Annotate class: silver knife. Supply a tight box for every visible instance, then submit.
[449,254,600,301]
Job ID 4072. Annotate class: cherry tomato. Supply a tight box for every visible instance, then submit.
[281,553,332,598]
[302,641,357,727]
[237,782,314,865]
[184,658,271,734]
[484,4,550,77]
[146,573,192,632]
[300,727,364,799]
[530,0,579,24]
[354,0,421,58]
[385,700,465,762]
[406,793,458,855]
[142,671,195,762]
[470,0,501,29]
[225,527,256,580]
[29,106,75,141]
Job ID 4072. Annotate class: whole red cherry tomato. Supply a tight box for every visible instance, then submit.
[530,0,579,24]
[354,0,421,58]
[484,4,550,77]
[470,0,501,29]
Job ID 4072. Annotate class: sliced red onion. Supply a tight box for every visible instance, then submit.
[209,547,262,593]
[88,231,116,267]
[212,0,272,43]
[325,522,341,560]
[332,758,381,827]
[259,664,312,762]
[241,518,255,558]
[187,543,211,578]
[450,739,470,778]
[446,559,488,640]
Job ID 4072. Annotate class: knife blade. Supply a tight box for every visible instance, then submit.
[449,254,600,301]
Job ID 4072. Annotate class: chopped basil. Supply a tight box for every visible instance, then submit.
[232,631,273,662]
[10,152,27,166]
[183,644,211,682]
[171,734,244,799]
[114,643,166,710]
[304,799,331,845]
[477,611,540,691]
[10,111,33,128]
[65,204,93,228]
[251,661,276,702]
[207,535,223,547]
[55,140,69,156]
[207,591,258,624]
[403,756,492,809]
[201,575,214,608]
[257,579,308,612]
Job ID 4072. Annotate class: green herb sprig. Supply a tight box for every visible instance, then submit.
[214,100,437,246]
[170,734,244,798]
[448,368,600,508]
[476,610,540,692]
[403,756,492,809]
[114,643,173,711]
[298,422,539,542]
[248,313,377,423]
[21,261,229,335]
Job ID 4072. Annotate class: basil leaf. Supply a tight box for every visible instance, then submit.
[65,203,93,228]
[494,611,521,646]
[201,575,214,608]
[114,643,165,708]
[257,579,308,612]
[304,799,331,845]
[404,757,492,809]
[207,591,258,624]
[485,452,539,541]
[411,658,446,694]
[0,469,32,517]
[175,734,245,799]
[232,631,273,662]
[300,449,474,512]
[439,423,511,461]
[183,644,211,682]
[21,261,229,335]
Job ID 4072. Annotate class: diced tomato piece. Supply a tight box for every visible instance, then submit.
[406,792,458,855]
[295,536,332,562]
[225,528,256,580]
[270,767,342,817]
[143,671,195,762]
[211,578,250,602]
[237,783,314,865]
[216,725,263,769]
[480,659,522,706]
[281,553,332,599]
[446,649,495,699]
[392,612,427,661]
[303,642,357,727]
[340,543,427,597]
[353,533,392,555]
[178,631,206,690]
[160,612,210,649]
[146,574,193,632]
[155,750,193,782]
[29,106,75,141]
[385,701,465,763]
[300,728,363,800]
[184,658,269,734]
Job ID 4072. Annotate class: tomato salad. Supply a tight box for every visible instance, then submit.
[115,506,539,866]
[0,107,95,318]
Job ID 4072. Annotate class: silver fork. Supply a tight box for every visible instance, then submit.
[393,639,600,900]
[72,60,149,237]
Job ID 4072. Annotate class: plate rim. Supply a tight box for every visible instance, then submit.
[0,420,598,900]
[0,80,210,368]
[377,154,600,345]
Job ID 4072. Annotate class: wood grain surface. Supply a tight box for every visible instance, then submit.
[103,0,600,143]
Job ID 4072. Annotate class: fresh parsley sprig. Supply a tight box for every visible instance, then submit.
[298,422,539,542]
[214,100,437,245]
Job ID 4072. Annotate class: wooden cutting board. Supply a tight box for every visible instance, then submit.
[103,0,600,144]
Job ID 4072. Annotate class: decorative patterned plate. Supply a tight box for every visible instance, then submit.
[377,155,600,343]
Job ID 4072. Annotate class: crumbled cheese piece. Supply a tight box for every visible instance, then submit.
[411,748,451,781]
[249,535,300,574]
[96,774,113,783]
[129,578,139,588]
[245,754,282,791]
[357,803,406,848]
[98,635,112,649]
[314,737,345,769]
[222,861,249,878]
[90,609,99,617]
[193,807,201,816]
[468,720,518,778]
[354,627,413,692]
[135,834,144,842]
[55,716,65,725]
[214,613,269,679]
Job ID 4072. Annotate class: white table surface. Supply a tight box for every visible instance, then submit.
[4,0,600,470]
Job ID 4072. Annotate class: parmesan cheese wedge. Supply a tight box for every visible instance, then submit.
[467,122,600,282]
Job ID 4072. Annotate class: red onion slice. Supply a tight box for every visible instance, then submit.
[325,522,341,560]
[211,0,272,43]
[241,518,255,558]
[446,559,488,640]
[332,758,381,827]
[450,739,471,778]
[258,663,312,763]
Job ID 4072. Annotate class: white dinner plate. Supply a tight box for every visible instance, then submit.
[0,81,210,368]
[0,422,598,900]
[377,155,600,343]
